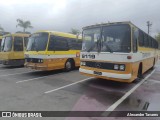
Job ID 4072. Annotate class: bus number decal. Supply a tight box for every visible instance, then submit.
[82,54,95,59]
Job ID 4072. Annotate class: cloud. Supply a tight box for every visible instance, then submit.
[0,0,159,36]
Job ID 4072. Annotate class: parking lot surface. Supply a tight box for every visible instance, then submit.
[0,62,160,120]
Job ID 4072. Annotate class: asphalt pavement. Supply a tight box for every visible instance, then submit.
[0,61,159,120]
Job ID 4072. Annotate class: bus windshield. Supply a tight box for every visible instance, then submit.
[82,28,101,52]
[1,37,12,52]
[82,24,131,53]
[27,33,49,51]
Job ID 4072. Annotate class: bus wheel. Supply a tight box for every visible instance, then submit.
[65,59,72,72]
[138,63,143,79]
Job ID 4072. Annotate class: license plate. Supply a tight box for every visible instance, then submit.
[94,71,102,75]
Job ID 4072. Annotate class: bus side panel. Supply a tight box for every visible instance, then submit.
[131,61,140,81]
[46,58,68,70]
[13,52,25,60]
[142,57,155,74]
[73,57,80,67]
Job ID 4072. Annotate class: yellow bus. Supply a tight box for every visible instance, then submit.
[0,33,30,66]
[24,31,82,71]
[79,21,159,83]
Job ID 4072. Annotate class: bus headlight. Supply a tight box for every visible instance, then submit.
[120,65,125,71]
[38,59,43,63]
[40,59,43,63]
[81,61,86,66]
[114,65,119,70]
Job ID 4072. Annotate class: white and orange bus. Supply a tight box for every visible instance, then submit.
[79,21,159,83]
[25,31,82,71]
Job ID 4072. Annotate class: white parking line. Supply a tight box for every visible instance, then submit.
[45,77,94,94]
[0,71,33,77]
[16,70,78,83]
[105,69,155,111]
[16,76,49,83]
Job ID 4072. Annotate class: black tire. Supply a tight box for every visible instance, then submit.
[65,59,73,72]
[138,64,143,79]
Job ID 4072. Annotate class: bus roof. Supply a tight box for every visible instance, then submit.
[83,21,157,42]
[83,21,150,34]
[35,30,81,39]
[3,33,30,37]
[82,21,134,29]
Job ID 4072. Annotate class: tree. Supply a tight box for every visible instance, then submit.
[16,19,33,32]
[70,28,80,35]
[0,25,4,31]
[155,33,160,48]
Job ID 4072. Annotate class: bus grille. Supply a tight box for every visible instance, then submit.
[25,58,39,63]
[85,61,115,70]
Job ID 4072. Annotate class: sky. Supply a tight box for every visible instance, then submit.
[0,0,160,37]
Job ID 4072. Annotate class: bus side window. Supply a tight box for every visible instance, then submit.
[68,38,82,50]
[48,35,55,51]
[151,38,153,48]
[156,41,159,49]
[54,36,69,51]
[139,30,144,46]
[144,34,148,47]
[14,37,23,51]
[133,28,138,53]
[48,36,69,51]
[153,40,155,48]
[148,37,152,48]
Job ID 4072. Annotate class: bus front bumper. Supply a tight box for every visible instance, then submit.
[79,68,132,80]
[25,63,48,70]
